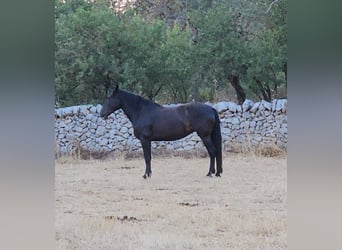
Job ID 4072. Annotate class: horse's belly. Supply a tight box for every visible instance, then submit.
[152,132,193,141]
[152,124,193,141]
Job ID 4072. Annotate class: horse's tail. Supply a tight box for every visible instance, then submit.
[211,108,223,174]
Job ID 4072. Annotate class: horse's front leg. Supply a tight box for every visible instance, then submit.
[141,139,152,179]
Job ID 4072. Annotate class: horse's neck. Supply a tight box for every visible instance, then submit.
[120,91,159,123]
[119,91,143,123]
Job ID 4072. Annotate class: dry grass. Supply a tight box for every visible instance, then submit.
[228,141,286,157]
[55,140,286,161]
[56,154,287,250]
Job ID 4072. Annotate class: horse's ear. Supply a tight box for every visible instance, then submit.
[112,85,119,95]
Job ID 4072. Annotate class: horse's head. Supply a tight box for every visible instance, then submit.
[100,86,121,119]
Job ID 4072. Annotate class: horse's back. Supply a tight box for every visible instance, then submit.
[153,102,214,123]
[186,102,215,119]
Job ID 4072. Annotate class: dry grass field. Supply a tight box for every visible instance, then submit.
[55,154,287,250]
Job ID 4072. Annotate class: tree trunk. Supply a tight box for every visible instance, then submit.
[228,75,246,105]
[253,77,272,102]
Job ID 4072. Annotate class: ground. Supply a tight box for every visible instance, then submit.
[55,154,287,250]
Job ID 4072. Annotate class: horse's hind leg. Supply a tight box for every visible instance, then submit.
[215,150,222,177]
[199,135,217,177]
[141,139,152,179]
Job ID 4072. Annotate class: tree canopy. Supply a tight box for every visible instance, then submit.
[55,0,287,107]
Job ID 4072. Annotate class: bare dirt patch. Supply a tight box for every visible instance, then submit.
[56,154,287,249]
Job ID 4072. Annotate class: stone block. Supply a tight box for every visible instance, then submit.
[227,102,237,113]
[250,102,260,113]
[261,100,272,111]
[214,101,230,113]
[95,126,106,137]
[99,138,108,146]
[89,106,97,113]
[232,117,239,125]
[242,99,254,112]
[96,104,103,114]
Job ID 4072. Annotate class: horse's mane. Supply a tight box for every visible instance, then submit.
[120,90,162,109]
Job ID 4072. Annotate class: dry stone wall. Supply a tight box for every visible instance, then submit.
[55,99,287,156]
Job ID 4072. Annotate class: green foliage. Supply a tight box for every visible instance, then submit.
[159,25,195,102]
[55,0,287,107]
[116,14,166,98]
[56,2,122,106]
[189,2,250,101]
[55,1,197,106]
[246,0,287,100]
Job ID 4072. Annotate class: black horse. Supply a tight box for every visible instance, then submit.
[100,86,222,178]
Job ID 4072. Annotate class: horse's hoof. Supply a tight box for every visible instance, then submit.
[215,173,221,177]
[143,173,152,179]
[206,173,213,177]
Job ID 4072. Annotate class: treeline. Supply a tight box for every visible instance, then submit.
[55,0,287,107]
